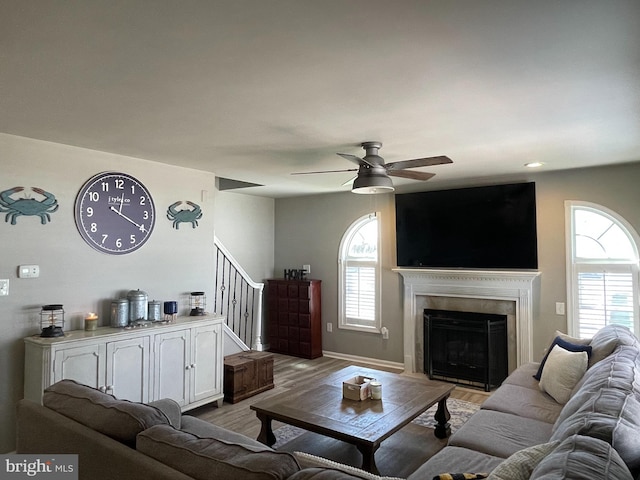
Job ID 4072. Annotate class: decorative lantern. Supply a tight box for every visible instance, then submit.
[189,291,206,316]
[40,304,65,337]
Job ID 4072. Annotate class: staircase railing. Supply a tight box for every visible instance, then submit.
[213,235,264,351]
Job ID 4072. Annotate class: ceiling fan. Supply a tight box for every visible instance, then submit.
[292,142,453,194]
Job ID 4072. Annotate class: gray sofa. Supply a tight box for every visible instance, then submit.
[414,324,640,479]
[17,379,371,480]
[16,324,640,480]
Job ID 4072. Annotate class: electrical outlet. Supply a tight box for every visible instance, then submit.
[381,326,389,340]
[326,322,332,333]
[302,264,311,275]
[555,302,565,315]
[0,279,8,296]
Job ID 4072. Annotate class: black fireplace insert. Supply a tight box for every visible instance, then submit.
[424,309,507,391]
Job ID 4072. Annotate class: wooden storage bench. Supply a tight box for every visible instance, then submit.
[223,351,274,403]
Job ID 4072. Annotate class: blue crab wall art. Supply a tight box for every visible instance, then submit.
[0,186,59,225]
[167,201,202,229]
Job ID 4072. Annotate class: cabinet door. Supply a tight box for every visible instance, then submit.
[53,343,106,390]
[190,323,223,403]
[106,336,150,402]
[153,330,190,406]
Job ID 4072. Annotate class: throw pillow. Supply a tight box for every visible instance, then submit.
[486,441,559,480]
[538,345,588,404]
[553,330,591,346]
[533,336,592,381]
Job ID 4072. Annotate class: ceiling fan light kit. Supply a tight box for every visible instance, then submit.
[351,169,395,194]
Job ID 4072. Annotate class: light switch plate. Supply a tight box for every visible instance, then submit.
[0,279,8,296]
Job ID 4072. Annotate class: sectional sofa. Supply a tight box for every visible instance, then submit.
[15,324,640,480]
[415,324,640,479]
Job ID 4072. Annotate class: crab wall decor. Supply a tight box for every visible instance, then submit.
[0,186,59,225]
[167,201,202,229]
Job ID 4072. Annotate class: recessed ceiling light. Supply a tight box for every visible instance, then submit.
[524,162,545,168]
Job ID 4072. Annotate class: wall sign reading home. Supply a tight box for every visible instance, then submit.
[74,172,156,254]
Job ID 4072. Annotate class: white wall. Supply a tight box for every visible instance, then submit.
[0,134,273,452]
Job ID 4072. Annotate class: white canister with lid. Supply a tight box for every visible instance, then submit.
[127,289,148,323]
[110,298,129,327]
[148,300,162,322]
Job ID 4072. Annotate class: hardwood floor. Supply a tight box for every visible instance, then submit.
[188,353,490,440]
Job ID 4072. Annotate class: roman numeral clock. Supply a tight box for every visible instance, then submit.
[74,172,156,254]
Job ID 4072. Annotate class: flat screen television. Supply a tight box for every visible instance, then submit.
[395,182,538,269]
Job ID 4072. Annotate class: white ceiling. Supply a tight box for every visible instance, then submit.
[2,1,639,198]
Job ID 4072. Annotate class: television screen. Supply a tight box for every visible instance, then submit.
[395,182,538,269]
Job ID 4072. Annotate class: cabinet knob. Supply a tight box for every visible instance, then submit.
[191,363,196,369]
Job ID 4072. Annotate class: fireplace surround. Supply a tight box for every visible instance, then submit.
[394,268,540,374]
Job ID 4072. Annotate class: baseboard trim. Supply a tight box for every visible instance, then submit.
[322,350,405,371]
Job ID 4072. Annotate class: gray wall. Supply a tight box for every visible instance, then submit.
[214,190,275,282]
[0,134,274,452]
[274,162,640,364]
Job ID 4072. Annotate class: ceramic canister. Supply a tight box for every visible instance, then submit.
[127,289,148,322]
[148,300,162,322]
[110,298,129,327]
[164,301,178,315]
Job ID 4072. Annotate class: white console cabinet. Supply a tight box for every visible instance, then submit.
[24,315,224,410]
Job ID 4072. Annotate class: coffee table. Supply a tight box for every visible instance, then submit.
[250,365,455,474]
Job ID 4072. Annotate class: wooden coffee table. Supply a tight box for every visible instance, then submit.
[250,365,455,474]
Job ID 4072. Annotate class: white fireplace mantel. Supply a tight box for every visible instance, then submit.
[394,268,540,373]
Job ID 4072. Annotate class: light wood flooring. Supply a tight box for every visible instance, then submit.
[188,352,490,440]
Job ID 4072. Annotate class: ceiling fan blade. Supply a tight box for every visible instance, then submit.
[337,152,377,168]
[385,155,453,171]
[388,170,436,181]
[291,168,358,175]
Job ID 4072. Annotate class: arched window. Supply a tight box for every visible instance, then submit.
[338,213,381,332]
[566,201,640,338]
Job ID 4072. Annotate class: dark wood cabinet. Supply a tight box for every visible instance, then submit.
[267,279,322,359]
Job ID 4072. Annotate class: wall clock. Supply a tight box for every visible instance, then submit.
[74,172,156,255]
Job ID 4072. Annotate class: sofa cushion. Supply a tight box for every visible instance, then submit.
[554,344,640,430]
[408,447,504,480]
[480,383,562,424]
[550,386,640,476]
[588,324,638,367]
[538,345,588,404]
[500,362,541,390]
[533,337,591,381]
[530,434,634,480]
[43,379,170,447]
[180,415,267,449]
[486,441,560,480]
[448,410,553,458]
[136,424,300,480]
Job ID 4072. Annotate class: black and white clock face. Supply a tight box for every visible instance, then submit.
[75,172,156,255]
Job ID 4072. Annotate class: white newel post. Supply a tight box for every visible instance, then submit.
[253,285,265,351]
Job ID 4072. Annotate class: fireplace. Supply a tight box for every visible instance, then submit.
[424,309,508,391]
[394,268,540,374]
